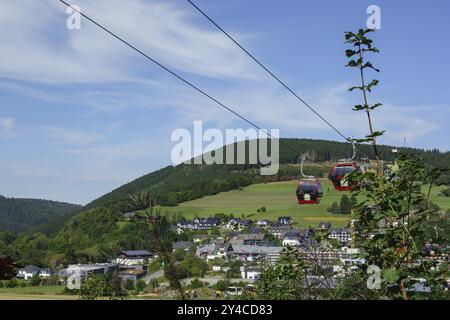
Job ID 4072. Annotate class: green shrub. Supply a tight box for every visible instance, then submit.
[124,279,135,291]
[187,278,204,289]
[135,279,146,291]
[441,187,450,197]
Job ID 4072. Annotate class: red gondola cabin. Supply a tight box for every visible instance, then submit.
[329,163,357,191]
[296,178,323,204]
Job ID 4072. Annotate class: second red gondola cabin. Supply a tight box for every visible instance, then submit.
[329,163,357,191]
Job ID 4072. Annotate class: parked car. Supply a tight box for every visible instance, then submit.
[225,286,243,298]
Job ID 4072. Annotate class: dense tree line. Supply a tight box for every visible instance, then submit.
[0,207,179,267]
[0,196,81,233]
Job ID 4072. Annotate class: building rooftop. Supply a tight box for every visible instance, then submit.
[19,265,41,273]
[121,250,152,257]
[227,244,283,255]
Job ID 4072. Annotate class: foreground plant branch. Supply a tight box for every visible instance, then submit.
[128,192,186,300]
[345,28,384,174]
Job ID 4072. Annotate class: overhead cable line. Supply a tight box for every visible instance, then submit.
[185,0,351,143]
[56,0,303,155]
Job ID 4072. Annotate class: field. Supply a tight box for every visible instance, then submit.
[165,179,450,227]
[0,286,77,300]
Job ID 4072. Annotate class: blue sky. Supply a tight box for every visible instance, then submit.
[0,0,449,204]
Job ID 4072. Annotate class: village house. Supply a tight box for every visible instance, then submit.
[277,216,294,225]
[248,227,264,234]
[332,247,365,275]
[226,244,283,262]
[329,228,352,244]
[240,266,261,280]
[61,263,117,284]
[193,217,220,230]
[256,219,271,228]
[193,234,210,244]
[116,250,153,266]
[120,268,146,283]
[176,221,196,233]
[17,265,53,280]
[225,218,252,231]
[268,224,292,239]
[176,217,219,233]
[173,241,195,252]
[282,229,315,247]
[336,247,364,266]
[229,233,266,246]
[196,243,226,261]
[282,230,302,246]
[317,222,332,231]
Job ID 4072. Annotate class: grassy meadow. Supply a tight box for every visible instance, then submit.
[0,286,76,300]
[164,179,450,228]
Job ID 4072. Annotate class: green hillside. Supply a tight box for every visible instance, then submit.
[0,196,81,233]
[86,138,450,212]
[1,138,449,267]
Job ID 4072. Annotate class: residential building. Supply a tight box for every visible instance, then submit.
[226,218,252,231]
[120,269,146,283]
[317,222,332,231]
[226,244,283,262]
[17,265,42,280]
[277,216,293,225]
[282,231,302,246]
[61,263,116,285]
[193,217,220,229]
[256,219,271,228]
[240,266,261,280]
[176,217,219,233]
[329,228,351,244]
[193,234,210,244]
[196,243,226,261]
[117,250,152,266]
[268,224,292,239]
[229,233,266,246]
[39,268,53,278]
[282,229,315,247]
[173,241,194,252]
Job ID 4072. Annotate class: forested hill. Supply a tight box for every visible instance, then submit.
[0,196,81,233]
[85,138,450,213]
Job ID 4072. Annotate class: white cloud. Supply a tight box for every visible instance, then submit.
[42,126,105,145]
[0,0,260,84]
[0,117,14,138]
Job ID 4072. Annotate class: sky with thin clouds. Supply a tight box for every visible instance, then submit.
[0,0,449,204]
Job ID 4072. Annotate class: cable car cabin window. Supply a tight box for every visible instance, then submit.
[300,181,316,194]
[334,166,354,176]
[297,180,322,197]
[317,181,323,194]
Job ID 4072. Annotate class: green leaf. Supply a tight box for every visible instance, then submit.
[366,79,379,92]
[382,268,400,284]
[363,62,380,72]
[345,50,356,58]
[353,137,372,143]
[344,31,355,40]
[370,103,382,110]
[348,86,364,92]
[346,60,358,67]
[352,104,367,111]
[366,130,385,139]
[363,47,380,53]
